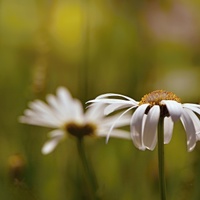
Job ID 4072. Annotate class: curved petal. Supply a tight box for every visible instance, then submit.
[105,106,135,143]
[101,112,132,128]
[162,100,183,122]
[164,117,174,144]
[183,108,200,138]
[104,103,138,115]
[180,109,196,152]
[47,129,65,137]
[183,104,200,115]
[95,93,138,103]
[97,129,131,140]
[183,103,200,108]
[131,104,149,150]
[85,103,105,120]
[87,98,136,105]
[143,105,160,150]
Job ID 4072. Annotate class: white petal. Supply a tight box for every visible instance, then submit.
[183,108,200,137]
[95,93,138,103]
[101,113,131,128]
[131,104,149,150]
[183,104,200,115]
[143,105,160,150]
[19,115,58,128]
[19,107,59,127]
[28,100,49,114]
[104,103,138,115]
[105,106,135,143]
[164,117,174,144]
[46,94,65,120]
[56,87,74,117]
[180,109,196,152]
[162,100,183,122]
[47,129,65,137]
[85,103,105,121]
[42,139,60,154]
[46,91,73,121]
[88,98,136,105]
[57,87,72,103]
[72,99,84,122]
[42,130,64,154]
[21,95,64,127]
[97,129,131,140]
[183,103,200,108]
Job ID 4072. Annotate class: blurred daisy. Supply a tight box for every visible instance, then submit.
[88,90,200,152]
[19,87,131,154]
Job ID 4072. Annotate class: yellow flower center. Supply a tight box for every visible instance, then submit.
[139,90,181,106]
[65,122,97,138]
[139,90,181,117]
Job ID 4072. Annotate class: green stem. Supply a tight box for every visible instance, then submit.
[158,117,167,200]
[77,137,100,200]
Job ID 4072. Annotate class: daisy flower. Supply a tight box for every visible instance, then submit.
[88,90,200,152]
[19,87,131,154]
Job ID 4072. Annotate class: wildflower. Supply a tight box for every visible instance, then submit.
[88,90,200,152]
[19,87,131,154]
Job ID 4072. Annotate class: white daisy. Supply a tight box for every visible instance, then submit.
[19,87,131,154]
[88,90,200,152]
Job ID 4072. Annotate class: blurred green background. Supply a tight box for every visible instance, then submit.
[1,0,200,199]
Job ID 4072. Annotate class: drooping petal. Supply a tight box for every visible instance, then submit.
[180,109,196,152]
[183,108,200,137]
[183,103,200,108]
[42,130,65,154]
[183,104,200,115]
[162,100,183,122]
[42,139,60,154]
[104,103,138,115]
[97,129,131,140]
[143,105,160,150]
[105,106,135,143]
[164,117,174,144]
[85,103,105,121]
[131,104,149,150]
[101,112,132,128]
[47,129,65,137]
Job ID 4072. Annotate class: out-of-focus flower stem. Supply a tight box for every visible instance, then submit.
[158,117,167,200]
[77,137,100,200]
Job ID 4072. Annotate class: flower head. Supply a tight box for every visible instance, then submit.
[88,90,200,152]
[19,87,131,154]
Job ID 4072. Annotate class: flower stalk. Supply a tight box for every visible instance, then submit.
[158,116,167,200]
[77,137,100,200]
